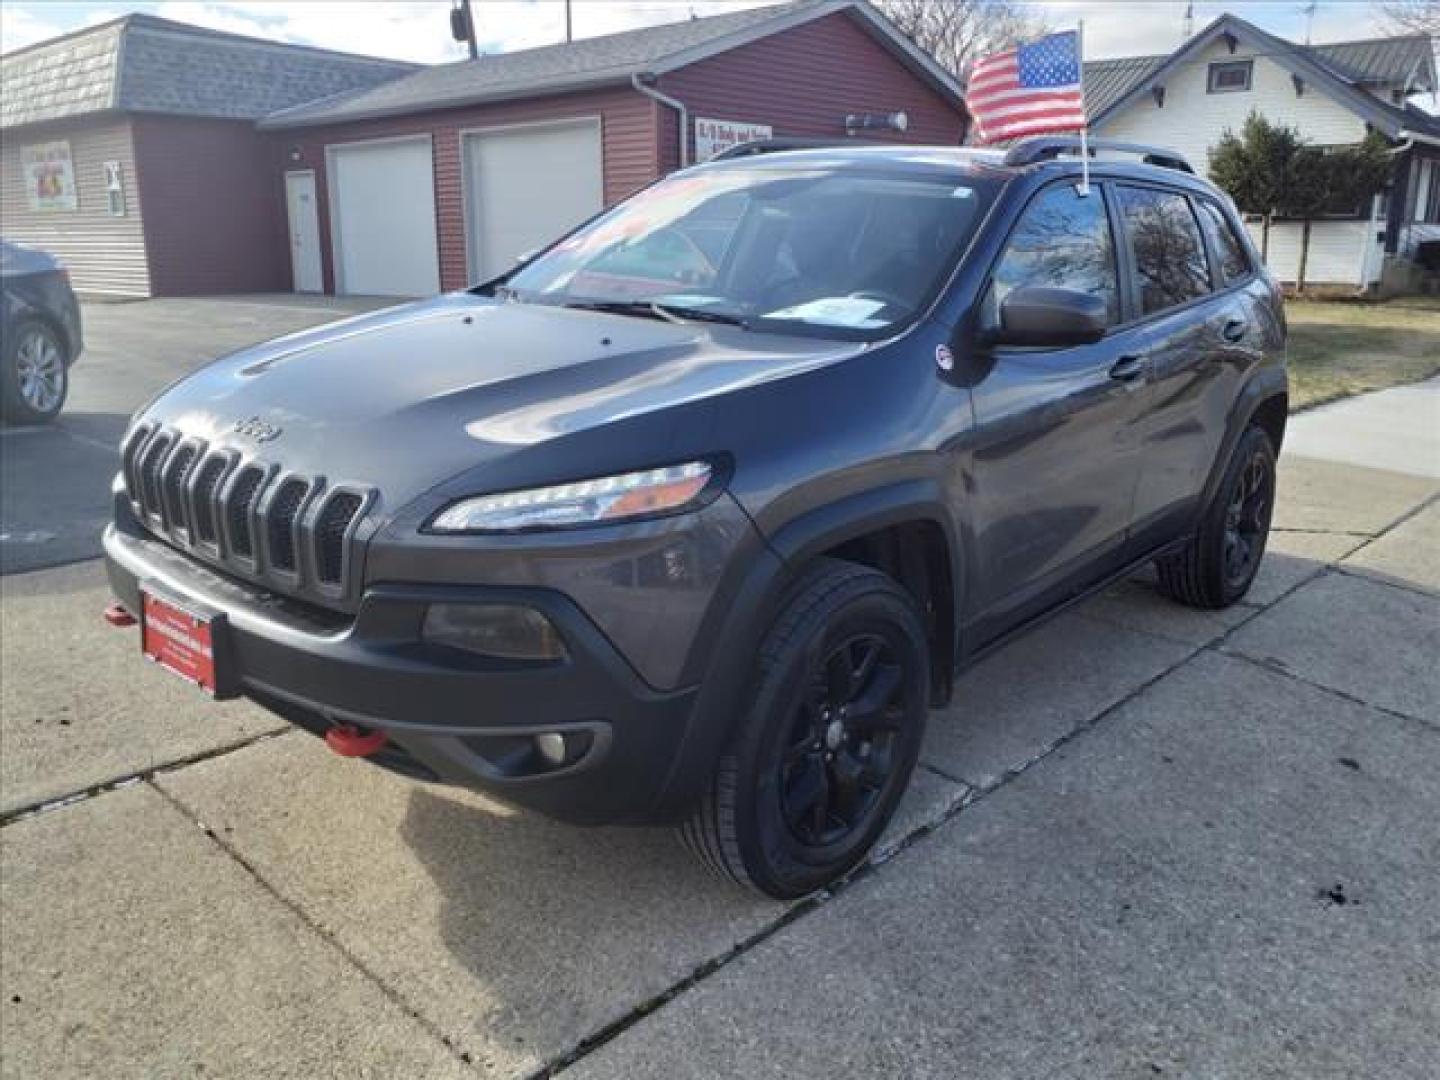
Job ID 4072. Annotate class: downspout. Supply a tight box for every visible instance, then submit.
[631,72,689,169]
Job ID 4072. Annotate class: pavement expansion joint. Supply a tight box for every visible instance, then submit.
[0,729,290,829]
[145,777,479,1072]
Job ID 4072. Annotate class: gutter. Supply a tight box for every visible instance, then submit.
[1397,128,1440,149]
[631,72,689,168]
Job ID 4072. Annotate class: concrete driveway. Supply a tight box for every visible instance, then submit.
[1,302,1436,1078]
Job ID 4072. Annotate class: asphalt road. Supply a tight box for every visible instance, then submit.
[0,294,393,574]
[0,300,1436,1078]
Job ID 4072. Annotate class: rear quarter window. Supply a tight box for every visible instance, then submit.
[1116,186,1212,316]
[1195,198,1252,285]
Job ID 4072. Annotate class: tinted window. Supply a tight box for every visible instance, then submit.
[986,183,1120,328]
[1117,187,1211,315]
[509,168,995,339]
[1195,199,1251,285]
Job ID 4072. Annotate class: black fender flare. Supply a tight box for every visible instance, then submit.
[1198,364,1288,516]
[647,479,962,821]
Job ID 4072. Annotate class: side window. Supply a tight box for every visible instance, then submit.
[1195,198,1251,285]
[1116,186,1211,315]
[986,183,1120,329]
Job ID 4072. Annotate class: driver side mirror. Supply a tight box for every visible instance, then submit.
[992,286,1108,347]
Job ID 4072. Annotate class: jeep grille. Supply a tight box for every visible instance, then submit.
[119,424,371,605]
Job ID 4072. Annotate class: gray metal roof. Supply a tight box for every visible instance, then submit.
[1083,54,1167,118]
[2,14,416,130]
[1084,22,1438,135]
[261,0,964,130]
[1310,34,1436,91]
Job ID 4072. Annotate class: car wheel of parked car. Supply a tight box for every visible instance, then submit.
[679,559,930,900]
[2,319,69,424]
[1156,424,1276,609]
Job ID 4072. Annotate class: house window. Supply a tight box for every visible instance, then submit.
[1207,60,1253,93]
[103,161,125,216]
[1423,161,1440,226]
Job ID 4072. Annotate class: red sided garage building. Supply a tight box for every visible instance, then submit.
[261,0,969,297]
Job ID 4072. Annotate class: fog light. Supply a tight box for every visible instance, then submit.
[422,603,566,661]
[535,733,568,766]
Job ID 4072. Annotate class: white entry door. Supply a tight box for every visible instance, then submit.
[463,119,603,282]
[284,170,323,293]
[328,137,440,297]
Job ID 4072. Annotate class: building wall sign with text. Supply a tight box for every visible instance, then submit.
[22,141,78,211]
[695,117,773,161]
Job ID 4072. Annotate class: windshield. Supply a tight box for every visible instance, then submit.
[502,164,995,339]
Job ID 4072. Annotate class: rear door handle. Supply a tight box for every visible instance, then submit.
[1109,355,1146,382]
[1221,318,1247,343]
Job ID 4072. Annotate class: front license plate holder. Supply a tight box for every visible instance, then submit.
[139,585,238,699]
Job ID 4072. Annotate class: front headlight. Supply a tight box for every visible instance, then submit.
[428,461,716,534]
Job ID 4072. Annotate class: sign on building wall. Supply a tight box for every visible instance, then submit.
[695,117,773,162]
[22,141,77,211]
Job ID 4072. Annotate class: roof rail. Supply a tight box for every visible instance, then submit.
[710,137,877,161]
[1003,137,1195,174]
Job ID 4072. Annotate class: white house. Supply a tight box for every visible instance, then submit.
[1084,14,1440,290]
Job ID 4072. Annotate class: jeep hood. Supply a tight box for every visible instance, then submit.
[135,293,860,510]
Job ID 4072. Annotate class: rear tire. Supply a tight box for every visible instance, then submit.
[2,319,69,424]
[679,559,930,900]
[1156,424,1276,609]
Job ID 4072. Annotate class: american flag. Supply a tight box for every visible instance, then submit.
[967,30,1087,144]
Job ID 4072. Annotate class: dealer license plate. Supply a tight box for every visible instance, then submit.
[141,590,219,694]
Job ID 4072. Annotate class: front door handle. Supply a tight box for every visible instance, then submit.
[1221,318,1247,343]
[1109,355,1146,382]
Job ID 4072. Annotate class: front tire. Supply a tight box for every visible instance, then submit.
[679,559,930,900]
[1156,424,1276,609]
[2,319,69,424]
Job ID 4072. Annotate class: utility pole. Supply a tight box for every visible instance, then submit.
[1301,1,1318,46]
[1182,2,1194,42]
[451,0,479,59]
[565,0,573,43]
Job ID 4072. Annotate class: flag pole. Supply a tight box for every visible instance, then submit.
[1077,20,1090,196]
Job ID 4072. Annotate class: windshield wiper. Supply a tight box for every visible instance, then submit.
[562,298,750,329]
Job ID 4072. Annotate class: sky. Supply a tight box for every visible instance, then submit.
[0,0,1407,63]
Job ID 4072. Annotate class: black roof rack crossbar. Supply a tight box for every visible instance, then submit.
[710,137,879,161]
[1003,137,1195,174]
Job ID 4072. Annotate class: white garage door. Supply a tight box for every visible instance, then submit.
[463,119,603,282]
[328,137,440,297]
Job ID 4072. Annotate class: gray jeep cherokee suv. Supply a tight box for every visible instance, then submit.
[104,137,1286,898]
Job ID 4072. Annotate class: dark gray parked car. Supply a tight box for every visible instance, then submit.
[104,138,1286,898]
[1,240,83,423]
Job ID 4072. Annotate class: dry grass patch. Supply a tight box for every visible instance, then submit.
[1286,297,1440,410]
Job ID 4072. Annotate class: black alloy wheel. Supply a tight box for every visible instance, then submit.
[680,559,930,899]
[1156,424,1277,609]
[781,633,905,848]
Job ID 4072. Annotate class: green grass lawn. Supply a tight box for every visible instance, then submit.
[1285,296,1440,411]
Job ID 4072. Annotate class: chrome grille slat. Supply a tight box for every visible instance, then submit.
[119,425,370,606]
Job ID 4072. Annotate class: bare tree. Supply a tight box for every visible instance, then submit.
[876,0,1049,79]
[1378,0,1440,36]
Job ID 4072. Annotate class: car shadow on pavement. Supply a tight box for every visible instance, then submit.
[394,783,778,1071]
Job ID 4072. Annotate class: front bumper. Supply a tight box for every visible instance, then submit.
[103,522,699,825]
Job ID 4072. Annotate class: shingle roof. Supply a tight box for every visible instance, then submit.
[261,0,963,129]
[1,14,416,129]
[1084,23,1438,134]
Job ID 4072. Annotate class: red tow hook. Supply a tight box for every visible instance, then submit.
[325,723,389,758]
[104,602,138,628]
